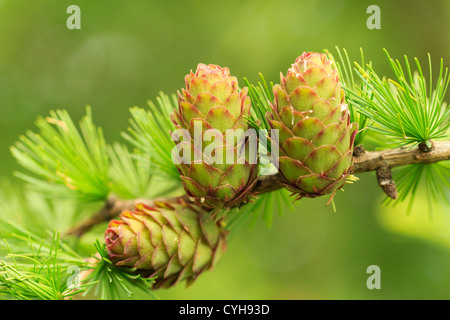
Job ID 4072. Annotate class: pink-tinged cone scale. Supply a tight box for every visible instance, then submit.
[268,52,358,199]
[105,199,227,289]
[171,64,258,209]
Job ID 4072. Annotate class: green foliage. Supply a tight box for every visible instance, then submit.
[108,143,152,199]
[234,75,297,227]
[108,143,177,199]
[123,92,181,182]
[2,97,185,300]
[337,49,450,210]
[244,74,275,132]
[0,220,157,300]
[0,179,79,238]
[11,107,110,202]
[9,102,180,203]
[326,47,372,146]
[244,74,278,175]
[0,230,89,300]
[387,162,450,214]
[349,49,450,147]
[224,189,294,237]
[83,241,157,300]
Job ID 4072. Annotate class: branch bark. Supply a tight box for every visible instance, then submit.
[65,197,146,237]
[65,140,450,237]
[350,140,450,173]
[252,140,450,194]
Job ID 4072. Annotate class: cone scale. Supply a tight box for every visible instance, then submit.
[171,64,258,209]
[105,199,227,289]
[268,52,358,199]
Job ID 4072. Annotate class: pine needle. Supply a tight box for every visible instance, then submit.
[122,92,181,182]
[348,49,450,147]
[11,107,110,202]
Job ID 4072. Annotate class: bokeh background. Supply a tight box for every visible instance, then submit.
[1,0,450,299]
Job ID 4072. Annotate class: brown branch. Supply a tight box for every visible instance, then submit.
[65,198,154,237]
[65,195,188,237]
[350,140,450,173]
[66,140,450,237]
[254,140,450,194]
[65,197,144,237]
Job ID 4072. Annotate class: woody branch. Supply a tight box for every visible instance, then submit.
[66,140,450,237]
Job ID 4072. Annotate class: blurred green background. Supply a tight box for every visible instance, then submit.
[1,0,450,299]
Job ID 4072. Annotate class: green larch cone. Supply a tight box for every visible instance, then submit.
[171,63,258,209]
[267,52,358,200]
[104,199,227,289]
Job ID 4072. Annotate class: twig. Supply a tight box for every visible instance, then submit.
[67,140,450,237]
[254,140,450,193]
[65,197,145,237]
[65,198,156,237]
[376,166,397,199]
[65,195,188,237]
[350,140,450,173]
